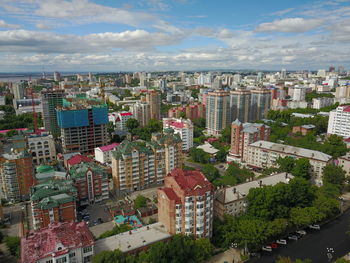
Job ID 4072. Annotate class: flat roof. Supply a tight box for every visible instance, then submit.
[94,222,171,254]
[197,142,219,154]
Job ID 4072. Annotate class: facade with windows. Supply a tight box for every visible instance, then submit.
[21,221,95,263]
[158,169,214,238]
[246,140,332,186]
[327,105,350,138]
[230,88,251,123]
[206,90,231,135]
[163,118,194,151]
[28,131,56,165]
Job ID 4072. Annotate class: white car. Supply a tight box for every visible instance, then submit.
[276,239,287,245]
[296,230,307,235]
[288,235,298,241]
[262,246,272,252]
[309,224,320,230]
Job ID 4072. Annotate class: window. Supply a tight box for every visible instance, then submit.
[56,257,67,263]
[69,252,76,258]
[83,246,92,253]
[83,255,92,263]
[46,260,53,263]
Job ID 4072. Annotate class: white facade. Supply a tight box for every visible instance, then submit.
[28,132,56,165]
[109,111,133,131]
[327,105,350,138]
[247,140,332,186]
[163,118,194,151]
[37,245,94,263]
[129,102,151,127]
[312,97,334,109]
[94,143,119,164]
[292,87,306,101]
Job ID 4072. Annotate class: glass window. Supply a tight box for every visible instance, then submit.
[83,246,92,253]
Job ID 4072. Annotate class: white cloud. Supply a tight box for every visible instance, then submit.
[35,23,50,29]
[256,18,324,33]
[0,19,21,29]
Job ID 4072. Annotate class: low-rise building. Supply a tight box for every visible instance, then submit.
[158,169,214,238]
[247,140,332,186]
[21,221,95,263]
[292,124,316,135]
[94,143,120,164]
[163,118,193,151]
[109,112,134,131]
[214,172,293,220]
[338,152,350,176]
[27,131,56,165]
[312,97,334,109]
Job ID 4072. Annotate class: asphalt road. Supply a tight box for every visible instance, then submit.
[248,209,350,263]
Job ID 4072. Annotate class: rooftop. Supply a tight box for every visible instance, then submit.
[97,143,120,152]
[67,154,93,166]
[21,222,94,263]
[68,162,109,179]
[94,222,171,254]
[216,172,294,204]
[249,140,332,162]
[197,142,219,154]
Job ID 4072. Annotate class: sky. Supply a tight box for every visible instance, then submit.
[0,0,350,72]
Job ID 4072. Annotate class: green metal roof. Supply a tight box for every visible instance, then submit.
[37,193,75,210]
[31,179,77,201]
[36,165,55,174]
[68,162,109,179]
[111,140,153,159]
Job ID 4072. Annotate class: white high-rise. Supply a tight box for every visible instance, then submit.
[163,118,194,151]
[327,105,350,138]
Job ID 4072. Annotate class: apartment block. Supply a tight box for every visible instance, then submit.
[250,88,271,122]
[230,88,251,123]
[130,102,151,127]
[68,162,110,205]
[56,98,109,154]
[227,119,270,162]
[27,131,56,165]
[327,105,350,138]
[312,97,334,109]
[206,90,231,135]
[158,169,214,238]
[21,221,95,263]
[146,90,161,120]
[214,172,293,220]
[163,118,194,151]
[112,130,182,192]
[41,89,65,138]
[247,140,332,186]
[31,179,77,230]
[168,103,205,120]
[94,143,120,164]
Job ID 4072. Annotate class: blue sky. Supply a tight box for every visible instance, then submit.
[0,0,350,72]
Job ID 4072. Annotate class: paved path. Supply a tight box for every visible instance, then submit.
[248,208,350,263]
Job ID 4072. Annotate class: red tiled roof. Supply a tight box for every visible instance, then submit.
[344,137,350,142]
[98,143,120,152]
[120,112,133,116]
[168,121,185,128]
[67,154,93,165]
[21,221,94,263]
[161,187,181,203]
[168,168,213,196]
[342,105,350,112]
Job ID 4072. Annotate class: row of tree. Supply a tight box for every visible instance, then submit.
[93,234,213,263]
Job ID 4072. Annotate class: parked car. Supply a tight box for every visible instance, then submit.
[276,239,287,245]
[309,224,320,230]
[270,243,278,249]
[296,230,307,235]
[262,246,272,252]
[288,235,298,241]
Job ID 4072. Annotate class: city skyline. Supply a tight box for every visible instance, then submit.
[0,0,350,72]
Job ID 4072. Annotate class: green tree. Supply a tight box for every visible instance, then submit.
[193,118,206,129]
[216,149,227,162]
[98,224,133,239]
[322,134,349,158]
[194,238,214,262]
[189,148,210,164]
[179,112,186,118]
[291,158,311,180]
[134,195,148,209]
[125,118,139,132]
[220,126,231,144]
[290,207,323,227]
[323,164,346,189]
[92,249,128,263]
[276,257,312,263]
[4,236,20,257]
[277,157,296,173]
[202,164,220,182]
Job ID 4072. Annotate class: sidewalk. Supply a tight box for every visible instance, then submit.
[206,248,242,263]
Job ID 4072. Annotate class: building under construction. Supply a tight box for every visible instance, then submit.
[56,98,109,154]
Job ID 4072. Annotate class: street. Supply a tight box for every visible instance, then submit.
[248,209,350,263]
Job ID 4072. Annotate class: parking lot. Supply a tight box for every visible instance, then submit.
[77,202,113,227]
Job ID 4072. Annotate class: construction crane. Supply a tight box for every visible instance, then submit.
[28,76,39,134]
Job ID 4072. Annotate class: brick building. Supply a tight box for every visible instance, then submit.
[168,103,205,120]
[21,221,95,263]
[158,169,214,238]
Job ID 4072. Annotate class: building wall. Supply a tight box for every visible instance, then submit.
[28,134,56,165]
[157,191,176,235]
[327,106,350,138]
[146,91,161,120]
[230,89,251,123]
[338,155,350,176]
[206,91,230,135]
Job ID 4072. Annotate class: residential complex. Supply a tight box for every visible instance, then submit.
[41,89,65,138]
[56,98,109,154]
[327,105,350,137]
[228,120,270,162]
[247,140,332,185]
[250,88,271,122]
[206,90,231,135]
[158,169,214,238]
[230,88,251,123]
[214,172,293,220]
[145,90,161,120]
[168,102,205,120]
[94,142,120,164]
[130,102,151,127]
[112,130,182,192]
[163,118,194,151]
[21,221,95,263]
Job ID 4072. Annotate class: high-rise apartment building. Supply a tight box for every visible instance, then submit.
[163,118,193,151]
[168,103,205,120]
[158,169,214,238]
[327,105,350,138]
[146,90,161,120]
[206,91,231,135]
[21,221,95,263]
[0,136,34,202]
[230,88,251,123]
[130,102,151,127]
[56,98,109,154]
[335,86,350,98]
[228,120,270,162]
[112,130,182,192]
[250,88,271,122]
[41,89,65,138]
[12,81,26,100]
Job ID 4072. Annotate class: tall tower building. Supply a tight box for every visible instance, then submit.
[206,91,230,135]
[56,98,109,154]
[130,102,151,127]
[250,88,271,122]
[230,89,251,123]
[158,169,214,238]
[146,90,161,120]
[41,89,65,138]
[281,69,287,79]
